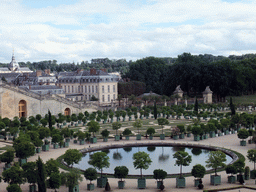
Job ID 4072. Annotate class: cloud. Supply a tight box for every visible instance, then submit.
[1,0,256,63]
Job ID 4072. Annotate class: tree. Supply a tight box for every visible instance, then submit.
[1,150,14,165]
[157,118,169,134]
[6,184,22,192]
[84,167,97,184]
[13,139,35,160]
[153,169,167,182]
[45,158,59,176]
[133,119,143,134]
[225,164,237,176]
[114,166,129,181]
[146,127,155,136]
[112,122,122,135]
[22,162,37,187]
[87,120,100,137]
[48,172,61,192]
[247,149,256,170]
[2,163,24,185]
[122,128,132,136]
[191,164,206,179]
[133,151,152,178]
[238,129,249,141]
[60,168,83,190]
[63,149,82,168]
[194,98,198,114]
[173,151,192,178]
[88,152,110,177]
[37,157,47,192]
[230,97,236,116]
[48,110,52,131]
[205,150,226,175]
[101,129,110,138]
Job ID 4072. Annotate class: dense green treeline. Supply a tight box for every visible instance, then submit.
[125,53,256,101]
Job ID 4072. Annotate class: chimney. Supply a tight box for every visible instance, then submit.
[100,68,107,73]
[44,69,50,75]
[29,85,31,90]
[90,68,96,75]
[36,70,42,77]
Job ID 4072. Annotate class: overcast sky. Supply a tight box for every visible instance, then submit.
[1,0,256,63]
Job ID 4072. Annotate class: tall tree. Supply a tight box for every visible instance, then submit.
[36,156,47,192]
[230,97,236,116]
[48,110,52,131]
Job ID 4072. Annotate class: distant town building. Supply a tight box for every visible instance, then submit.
[57,68,119,105]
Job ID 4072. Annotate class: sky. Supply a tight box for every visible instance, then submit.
[1,0,256,63]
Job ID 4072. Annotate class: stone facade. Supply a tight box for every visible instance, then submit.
[0,81,97,119]
[202,86,213,104]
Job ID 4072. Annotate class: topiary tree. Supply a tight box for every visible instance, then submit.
[238,129,249,141]
[133,119,143,134]
[177,124,185,134]
[173,151,192,178]
[133,151,152,178]
[157,118,169,134]
[225,164,237,176]
[101,129,110,138]
[112,122,122,136]
[63,149,83,168]
[122,128,132,136]
[87,120,100,137]
[84,167,97,184]
[60,168,83,192]
[153,169,167,183]
[2,163,24,185]
[247,149,256,170]
[191,164,206,179]
[88,152,110,178]
[205,150,226,176]
[114,166,129,182]
[1,149,14,165]
[6,184,22,192]
[146,127,155,136]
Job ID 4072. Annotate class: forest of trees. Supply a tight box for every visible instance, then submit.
[124,53,256,102]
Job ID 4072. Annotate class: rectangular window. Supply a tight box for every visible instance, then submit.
[102,86,104,93]
[113,94,115,100]
[108,85,110,93]
[68,86,70,93]
[72,86,74,93]
[85,95,87,100]
[85,86,87,93]
[78,86,80,93]
[81,86,83,93]
[64,86,66,92]
[113,85,115,92]
[92,86,94,93]
[89,86,90,93]
[96,86,98,93]
[102,95,105,102]
[108,95,110,102]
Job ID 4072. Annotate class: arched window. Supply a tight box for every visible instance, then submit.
[19,100,27,118]
[64,108,71,116]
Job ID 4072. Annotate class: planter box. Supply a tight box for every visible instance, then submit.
[118,181,125,189]
[115,135,120,141]
[64,142,69,148]
[79,140,85,145]
[225,130,229,135]
[218,132,222,136]
[65,138,70,142]
[157,181,163,189]
[137,178,146,189]
[194,179,200,187]
[179,133,185,139]
[97,177,107,188]
[248,139,253,144]
[136,134,141,140]
[42,144,49,151]
[160,134,165,140]
[19,158,27,166]
[251,170,256,179]
[53,144,59,149]
[173,135,178,140]
[149,135,153,140]
[87,183,94,191]
[75,124,78,127]
[73,140,77,144]
[68,125,71,128]
[69,185,79,192]
[176,177,186,188]
[103,137,108,142]
[125,136,130,140]
[90,137,97,144]
[237,174,245,182]
[194,135,200,141]
[29,184,37,192]
[240,140,246,146]
[187,133,191,137]
[36,147,41,153]
[228,175,236,183]
[210,175,221,185]
[210,132,215,138]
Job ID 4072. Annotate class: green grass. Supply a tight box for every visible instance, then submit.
[231,94,256,104]
[0,145,14,151]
